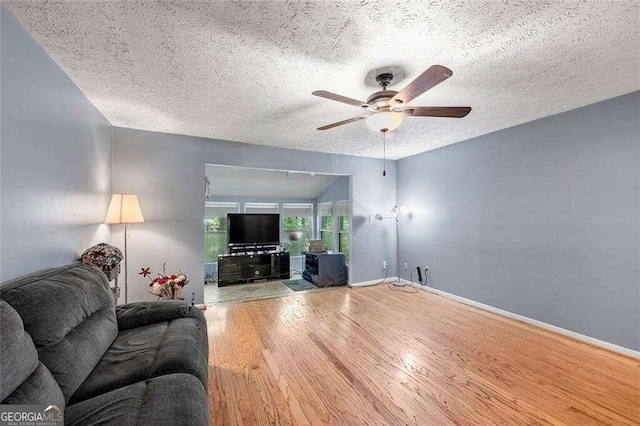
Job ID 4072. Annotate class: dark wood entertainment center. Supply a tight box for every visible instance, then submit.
[218,213,290,286]
[217,251,290,286]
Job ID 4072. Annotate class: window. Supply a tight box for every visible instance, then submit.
[321,216,334,250]
[244,202,279,214]
[204,202,240,263]
[338,216,350,264]
[318,202,333,251]
[335,200,350,264]
[282,203,313,256]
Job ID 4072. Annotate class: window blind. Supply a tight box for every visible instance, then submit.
[333,200,351,216]
[282,203,313,217]
[244,202,279,214]
[318,202,333,217]
[205,202,240,218]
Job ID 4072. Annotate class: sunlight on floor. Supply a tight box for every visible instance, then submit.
[204,273,331,306]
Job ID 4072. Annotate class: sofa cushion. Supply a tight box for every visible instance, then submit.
[2,363,65,408]
[65,373,208,426]
[0,300,64,407]
[0,299,39,400]
[71,311,207,403]
[116,300,195,330]
[0,263,118,402]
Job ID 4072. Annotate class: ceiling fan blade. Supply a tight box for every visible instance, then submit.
[312,90,369,108]
[317,115,368,130]
[391,65,453,106]
[404,106,471,118]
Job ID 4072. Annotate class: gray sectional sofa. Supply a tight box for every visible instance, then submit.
[0,263,209,425]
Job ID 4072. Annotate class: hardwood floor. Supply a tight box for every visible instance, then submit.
[204,274,329,306]
[205,285,640,425]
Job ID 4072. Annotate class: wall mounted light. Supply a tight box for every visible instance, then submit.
[391,205,410,217]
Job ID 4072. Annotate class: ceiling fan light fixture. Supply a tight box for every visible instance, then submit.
[313,65,471,132]
[366,111,403,132]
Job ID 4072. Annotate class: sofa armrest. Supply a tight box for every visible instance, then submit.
[116,301,204,331]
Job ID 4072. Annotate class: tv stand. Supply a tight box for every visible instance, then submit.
[227,244,278,255]
[217,251,290,286]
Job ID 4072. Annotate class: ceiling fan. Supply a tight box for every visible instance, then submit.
[312,65,471,133]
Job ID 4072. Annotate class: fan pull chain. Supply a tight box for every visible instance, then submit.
[382,128,388,176]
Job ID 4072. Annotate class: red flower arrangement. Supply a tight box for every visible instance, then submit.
[141,264,188,300]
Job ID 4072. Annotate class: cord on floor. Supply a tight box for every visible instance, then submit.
[375,267,389,286]
[388,283,419,293]
[387,267,419,293]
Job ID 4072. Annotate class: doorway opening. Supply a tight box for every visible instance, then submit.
[204,164,352,305]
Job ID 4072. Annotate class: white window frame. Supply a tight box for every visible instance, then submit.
[282,203,314,257]
[335,200,351,264]
[282,203,314,234]
[204,202,240,264]
[318,202,335,252]
[243,202,279,214]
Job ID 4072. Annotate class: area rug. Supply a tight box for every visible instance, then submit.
[282,278,317,291]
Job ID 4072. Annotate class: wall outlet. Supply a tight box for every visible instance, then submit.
[403,262,408,270]
[382,261,387,270]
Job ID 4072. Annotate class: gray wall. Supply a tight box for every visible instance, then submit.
[397,92,639,350]
[316,175,350,204]
[0,6,112,282]
[112,128,397,303]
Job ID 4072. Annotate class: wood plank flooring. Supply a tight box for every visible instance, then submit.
[204,276,306,305]
[205,285,640,425]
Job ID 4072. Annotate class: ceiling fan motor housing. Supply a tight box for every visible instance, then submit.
[375,72,394,88]
[367,90,399,111]
[366,72,399,111]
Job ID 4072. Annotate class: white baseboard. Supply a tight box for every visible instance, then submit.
[395,279,640,359]
[350,277,399,287]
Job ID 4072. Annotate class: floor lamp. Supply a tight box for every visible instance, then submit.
[105,194,145,304]
[375,205,410,286]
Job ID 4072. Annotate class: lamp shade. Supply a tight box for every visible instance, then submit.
[105,194,144,224]
[81,243,123,269]
[391,205,410,217]
[366,111,403,132]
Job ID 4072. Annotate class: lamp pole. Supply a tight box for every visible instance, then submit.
[375,206,408,287]
[124,222,129,304]
[105,193,144,305]
[394,215,405,287]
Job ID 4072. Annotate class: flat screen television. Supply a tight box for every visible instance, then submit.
[227,213,280,247]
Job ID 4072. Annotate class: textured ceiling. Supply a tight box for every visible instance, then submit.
[206,165,337,198]
[5,1,639,159]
